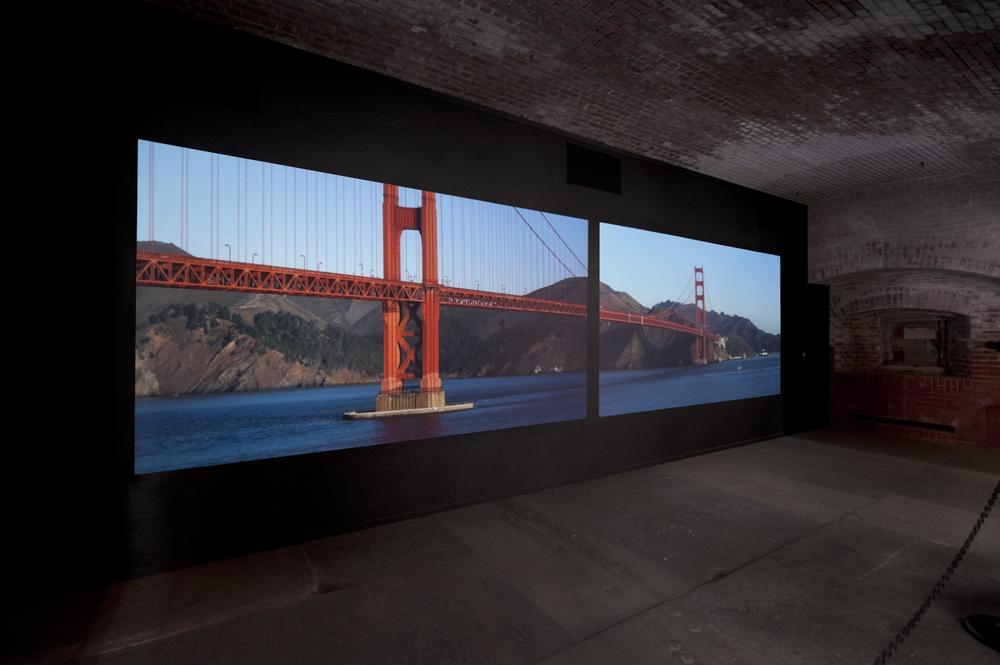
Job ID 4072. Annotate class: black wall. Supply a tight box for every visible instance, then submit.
[23,5,809,594]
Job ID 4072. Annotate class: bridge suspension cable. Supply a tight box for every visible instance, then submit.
[512,207,579,279]
[653,269,695,321]
[540,211,587,275]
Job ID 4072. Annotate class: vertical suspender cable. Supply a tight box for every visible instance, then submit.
[370,183,375,277]
[284,167,288,266]
[212,155,217,259]
[179,148,185,250]
[502,208,507,292]
[236,159,241,262]
[461,198,466,287]
[489,205,494,291]
[358,178,362,275]
[324,175,328,272]
[356,179,361,274]
[210,153,215,259]
[317,173,322,270]
[244,158,248,261]
[469,201,480,288]
[316,173,320,269]
[339,177,344,273]
[450,196,455,285]
[218,158,221,260]
[293,170,298,267]
[269,165,274,265]
[305,172,309,268]
[261,162,265,264]
[540,212,585,276]
[148,143,155,243]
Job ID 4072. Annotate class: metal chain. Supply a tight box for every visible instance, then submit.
[873,479,1000,665]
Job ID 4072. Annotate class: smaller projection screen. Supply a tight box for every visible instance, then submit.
[599,222,780,417]
[134,140,588,473]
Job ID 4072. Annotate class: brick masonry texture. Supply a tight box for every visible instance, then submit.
[144,0,1000,204]
[812,173,1000,446]
[809,171,1000,282]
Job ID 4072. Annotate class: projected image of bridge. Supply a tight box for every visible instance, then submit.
[599,222,782,417]
[133,141,717,472]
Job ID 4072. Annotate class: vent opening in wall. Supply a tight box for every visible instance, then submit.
[878,310,970,377]
[567,142,621,195]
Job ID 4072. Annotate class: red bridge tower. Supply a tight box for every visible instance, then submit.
[376,185,445,411]
[694,266,708,365]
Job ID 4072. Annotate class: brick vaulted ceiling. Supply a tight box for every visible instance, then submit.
[147,1,1000,203]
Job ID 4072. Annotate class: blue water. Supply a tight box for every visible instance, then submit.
[136,356,781,474]
[135,372,587,474]
[600,354,781,416]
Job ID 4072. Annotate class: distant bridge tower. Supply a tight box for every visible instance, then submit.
[376,185,444,411]
[694,267,707,365]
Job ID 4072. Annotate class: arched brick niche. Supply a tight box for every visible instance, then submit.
[809,172,999,284]
[810,174,1000,446]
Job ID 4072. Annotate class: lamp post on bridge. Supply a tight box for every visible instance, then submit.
[224,243,231,261]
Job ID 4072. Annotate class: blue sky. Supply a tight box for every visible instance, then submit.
[137,140,587,295]
[601,222,781,335]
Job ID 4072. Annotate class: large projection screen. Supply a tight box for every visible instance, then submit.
[600,222,781,417]
[134,140,588,473]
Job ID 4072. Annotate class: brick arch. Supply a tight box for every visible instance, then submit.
[828,268,999,446]
[830,269,1000,327]
[808,172,1000,284]
[813,174,1000,446]
[811,236,1000,284]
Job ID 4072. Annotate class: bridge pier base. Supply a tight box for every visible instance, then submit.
[376,389,446,412]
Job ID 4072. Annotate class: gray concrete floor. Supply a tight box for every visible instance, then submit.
[10,431,1000,664]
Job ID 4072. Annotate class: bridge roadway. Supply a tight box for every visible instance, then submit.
[136,251,719,341]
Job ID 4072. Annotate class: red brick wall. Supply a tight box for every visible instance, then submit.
[811,174,1000,446]
[832,373,998,445]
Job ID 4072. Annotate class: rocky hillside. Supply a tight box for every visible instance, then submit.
[135,277,588,397]
[135,300,382,397]
[135,245,777,395]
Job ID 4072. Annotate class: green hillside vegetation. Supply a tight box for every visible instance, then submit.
[148,303,381,374]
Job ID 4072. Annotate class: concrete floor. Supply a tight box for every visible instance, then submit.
[10,431,1000,664]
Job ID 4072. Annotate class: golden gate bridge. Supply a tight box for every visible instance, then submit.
[136,145,717,415]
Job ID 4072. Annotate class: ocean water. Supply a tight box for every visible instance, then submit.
[600,354,780,416]
[136,356,780,474]
[135,372,586,473]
